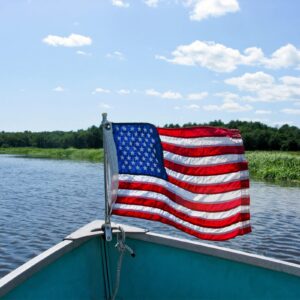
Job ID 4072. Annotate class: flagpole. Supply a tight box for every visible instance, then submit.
[101,113,112,241]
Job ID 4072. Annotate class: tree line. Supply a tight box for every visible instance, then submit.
[0,126,103,149]
[0,121,299,151]
[165,120,300,151]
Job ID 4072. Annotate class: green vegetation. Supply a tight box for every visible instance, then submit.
[1,147,299,185]
[0,125,102,149]
[0,147,103,162]
[1,120,299,185]
[1,120,300,151]
[246,151,300,185]
[165,120,300,151]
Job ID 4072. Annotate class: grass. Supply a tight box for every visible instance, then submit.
[1,147,299,185]
[0,147,103,162]
[246,151,300,185]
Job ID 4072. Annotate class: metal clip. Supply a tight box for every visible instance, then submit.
[115,226,135,257]
[102,223,112,242]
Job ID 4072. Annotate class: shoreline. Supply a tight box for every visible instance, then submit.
[0,147,103,162]
[0,147,299,186]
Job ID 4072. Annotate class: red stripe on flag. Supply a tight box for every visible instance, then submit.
[164,160,249,176]
[116,196,250,228]
[118,181,250,212]
[110,123,251,240]
[167,176,250,194]
[158,126,241,138]
[162,143,245,157]
[112,209,252,241]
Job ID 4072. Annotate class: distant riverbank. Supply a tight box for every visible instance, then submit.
[0,147,103,162]
[1,148,299,185]
[246,151,299,185]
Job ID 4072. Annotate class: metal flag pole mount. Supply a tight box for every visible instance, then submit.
[101,112,112,242]
[101,114,136,300]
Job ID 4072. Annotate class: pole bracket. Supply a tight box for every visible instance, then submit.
[102,223,113,242]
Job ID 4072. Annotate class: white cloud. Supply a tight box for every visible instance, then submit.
[157,41,300,72]
[144,0,239,20]
[222,100,252,112]
[186,0,240,21]
[214,91,239,101]
[173,104,201,111]
[255,110,272,115]
[53,86,64,92]
[203,99,252,112]
[280,76,300,86]
[225,72,300,102]
[186,92,208,100]
[186,104,200,110]
[281,108,300,115]
[263,44,300,69]
[161,91,183,99]
[157,41,259,72]
[93,88,111,94]
[43,34,92,47]
[117,89,130,95]
[145,89,208,101]
[225,72,274,92]
[144,0,159,7]
[106,51,125,60]
[99,102,113,109]
[112,0,129,8]
[145,89,161,97]
[76,50,91,56]
[145,89,182,99]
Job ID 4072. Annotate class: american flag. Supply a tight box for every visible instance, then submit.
[104,122,251,241]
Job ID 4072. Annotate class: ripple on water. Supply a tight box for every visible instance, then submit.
[0,155,300,278]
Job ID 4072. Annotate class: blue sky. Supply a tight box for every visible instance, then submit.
[1,0,300,131]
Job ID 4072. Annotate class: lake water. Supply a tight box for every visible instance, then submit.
[1,155,300,278]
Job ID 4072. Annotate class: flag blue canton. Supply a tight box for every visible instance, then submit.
[112,123,167,180]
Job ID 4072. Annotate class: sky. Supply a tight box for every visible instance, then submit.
[1,0,300,132]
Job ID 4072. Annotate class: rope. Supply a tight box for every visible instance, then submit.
[110,227,135,300]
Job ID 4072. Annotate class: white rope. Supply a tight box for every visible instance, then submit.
[110,227,135,300]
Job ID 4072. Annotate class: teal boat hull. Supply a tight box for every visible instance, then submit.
[1,220,300,299]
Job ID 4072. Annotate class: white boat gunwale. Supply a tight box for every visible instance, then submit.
[1,219,300,298]
[136,231,300,277]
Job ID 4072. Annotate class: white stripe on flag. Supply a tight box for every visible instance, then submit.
[117,189,249,219]
[118,174,249,203]
[113,203,250,234]
[163,152,246,166]
[165,168,249,185]
[159,135,243,147]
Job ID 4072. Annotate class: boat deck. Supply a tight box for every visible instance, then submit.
[1,220,300,299]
